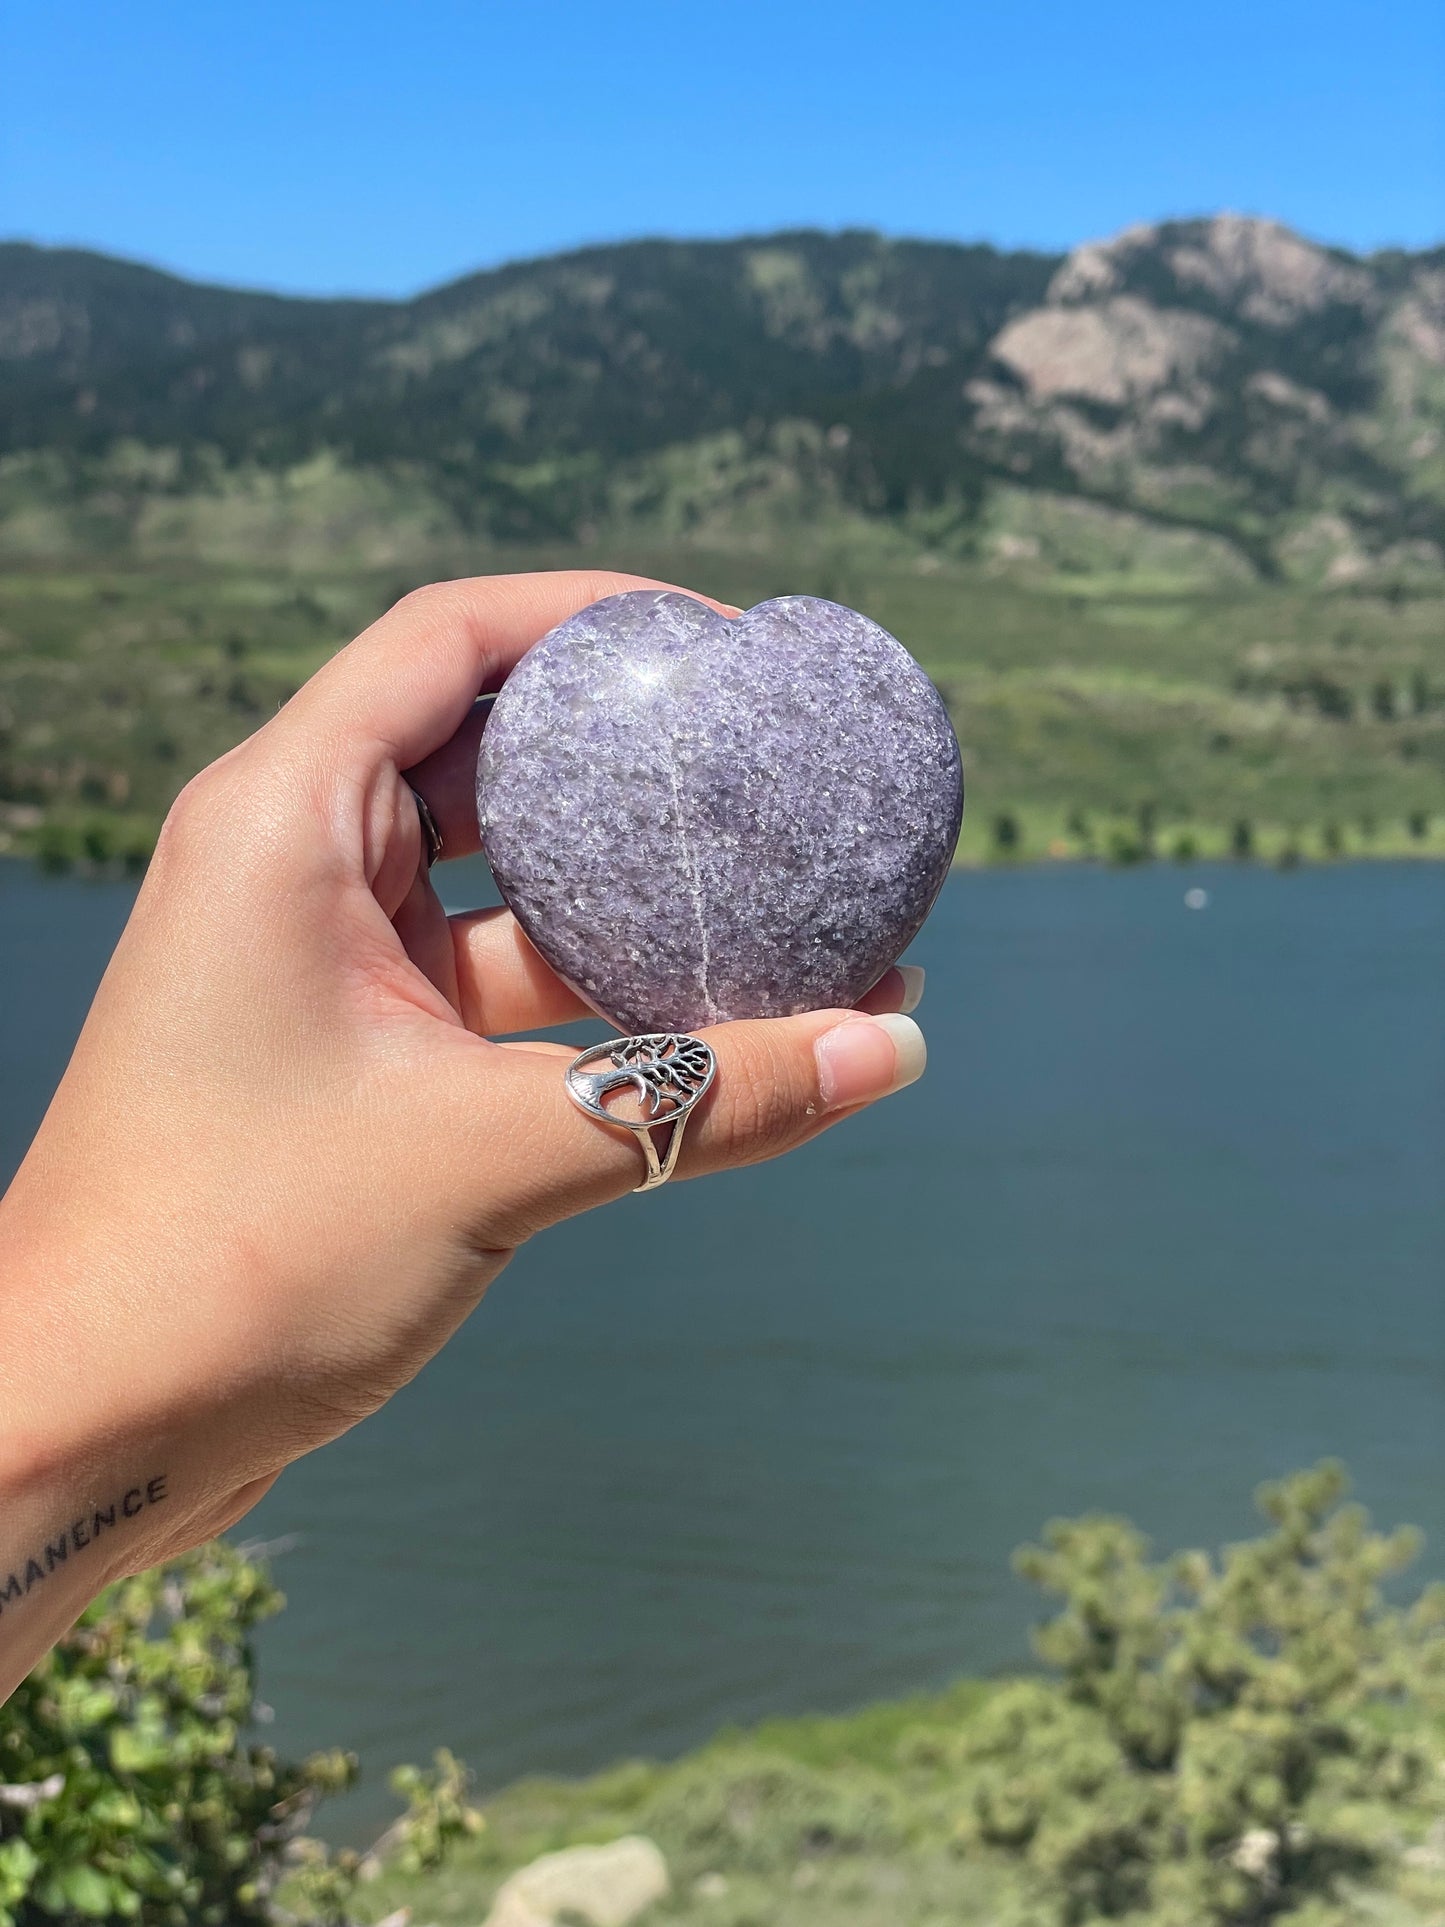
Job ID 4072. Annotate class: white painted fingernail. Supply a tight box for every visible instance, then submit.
[820,1002,932,1109]
[815,1012,927,1111]
[896,965,926,1014]
[874,1012,927,1090]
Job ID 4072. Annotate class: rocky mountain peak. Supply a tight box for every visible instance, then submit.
[1046,214,1372,326]
[1167,213,1373,324]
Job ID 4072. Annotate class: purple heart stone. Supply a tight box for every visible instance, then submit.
[476,590,963,1033]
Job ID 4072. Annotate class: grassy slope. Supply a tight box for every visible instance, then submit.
[349,1679,1017,1927]
[345,1676,1438,1927]
[1,539,1442,867]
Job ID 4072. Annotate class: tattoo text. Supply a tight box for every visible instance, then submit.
[0,1475,168,1618]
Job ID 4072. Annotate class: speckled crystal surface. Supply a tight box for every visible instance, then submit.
[476,590,964,1033]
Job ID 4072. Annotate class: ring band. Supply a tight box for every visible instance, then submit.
[408,784,444,868]
[565,1033,717,1192]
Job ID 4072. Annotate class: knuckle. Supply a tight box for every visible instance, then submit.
[168,761,227,823]
[579,569,644,604]
[153,761,236,862]
[154,745,286,881]
[392,580,454,622]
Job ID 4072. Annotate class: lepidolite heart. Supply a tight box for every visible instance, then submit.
[476,590,963,1032]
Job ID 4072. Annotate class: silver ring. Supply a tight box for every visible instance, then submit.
[408,784,444,868]
[565,1033,717,1192]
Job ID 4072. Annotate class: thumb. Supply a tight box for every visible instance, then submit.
[442,1009,928,1248]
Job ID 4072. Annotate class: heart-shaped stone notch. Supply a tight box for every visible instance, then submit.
[477,590,964,1033]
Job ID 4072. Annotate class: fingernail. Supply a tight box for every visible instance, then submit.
[896,965,925,1014]
[815,1013,927,1112]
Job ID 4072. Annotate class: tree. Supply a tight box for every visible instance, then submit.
[1305,674,1353,721]
[1066,808,1093,851]
[0,1544,481,1927]
[960,1465,1445,1925]
[1230,819,1253,860]
[32,823,78,874]
[992,812,1021,858]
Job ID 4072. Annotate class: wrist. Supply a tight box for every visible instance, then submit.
[0,1443,153,1705]
[0,1453,172,1637]
[0,1203,180,1699]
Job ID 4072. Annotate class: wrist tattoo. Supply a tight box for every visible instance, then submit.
[0,1475,168,1620]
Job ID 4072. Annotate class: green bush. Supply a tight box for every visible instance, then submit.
[1105,828,1148,866]
[993,812,1023,858]
[118,833,154,877]
[384,1749,484,1876]
[958,1465,1445,1924]
[79,820,115,867]
[642,1749,902,1877]
[32,823,80,874]
[0,1544,481,1927]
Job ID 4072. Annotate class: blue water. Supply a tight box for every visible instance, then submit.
[2,859,1442,1838]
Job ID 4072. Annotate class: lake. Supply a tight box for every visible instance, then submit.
[1,858,1442,1840]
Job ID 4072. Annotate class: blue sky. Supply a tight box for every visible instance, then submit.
[3,0,1441,296]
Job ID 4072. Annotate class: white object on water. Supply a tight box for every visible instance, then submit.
[1184,887,1209,910]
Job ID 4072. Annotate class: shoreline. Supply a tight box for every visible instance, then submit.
[3,842,1443,884]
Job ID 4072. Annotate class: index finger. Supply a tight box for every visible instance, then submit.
[282,571,735,772]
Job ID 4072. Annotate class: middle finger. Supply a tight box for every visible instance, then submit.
[449,905,921,1038]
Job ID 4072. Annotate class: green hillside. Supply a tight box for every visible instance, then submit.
[1,544,1440,869]
[0,218,1442,866]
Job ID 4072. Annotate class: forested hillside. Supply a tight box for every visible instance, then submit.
[3,217,1442,579]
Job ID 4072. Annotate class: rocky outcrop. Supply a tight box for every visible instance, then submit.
[959,213,1445,576]
[1166,213,1372,325]
[991,296,1228,406]
[1044,213,1372,324]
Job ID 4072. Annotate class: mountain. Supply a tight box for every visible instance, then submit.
[1,217,1442,580]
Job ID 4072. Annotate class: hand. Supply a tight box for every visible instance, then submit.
[0,572,926,1696]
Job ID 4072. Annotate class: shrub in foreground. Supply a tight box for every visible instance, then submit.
[959,1464,1445,1924]
[0,1544,480,1927]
